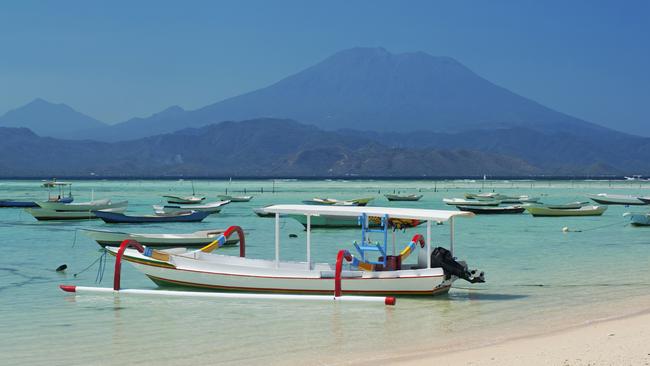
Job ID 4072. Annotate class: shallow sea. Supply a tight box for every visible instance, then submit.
[0,179,649,365]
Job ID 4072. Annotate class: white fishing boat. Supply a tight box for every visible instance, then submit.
[302,197,374,206]
[443,198,501,206]
[162,195,206,205]
[83,228,240,248]
[97,205,485,297]
[253,206,275,217]
[525,201,589,210]
[217,195,253,202]
[25,207,127,221]
[623,212,650,226]
[525,205,608,217]
[586,193,646,206]
[153,200,229,215]
[36,199,128,211]
[384,194,423,202]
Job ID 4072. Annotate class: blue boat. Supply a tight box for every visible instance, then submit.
[94,210,211,224]
[1,180,74,208]
[0,196,73,208]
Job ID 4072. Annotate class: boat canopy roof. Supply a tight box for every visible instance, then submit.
[264,204,474,222]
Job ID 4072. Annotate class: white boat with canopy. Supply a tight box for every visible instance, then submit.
[74,205,484,302]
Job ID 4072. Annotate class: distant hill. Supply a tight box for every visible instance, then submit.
[0,98,107,139]
[0,119,541,177]
[92,47,612,141]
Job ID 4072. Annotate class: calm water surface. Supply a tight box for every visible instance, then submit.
[1,179,649,365]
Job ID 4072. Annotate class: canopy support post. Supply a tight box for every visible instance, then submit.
[450,216,455,257]
[275,213,280,268]
[426,220,431,268]
[306,214,311,270]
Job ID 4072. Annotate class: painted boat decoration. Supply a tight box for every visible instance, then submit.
[94,210,211,224]
[443,198,501,206]
[384,194,423,202]
[623,212,650,226]
[25,207,127,221]
[525,205,608,217]
[153,200,229,215]
[162,195,206,205]
[302,197,374,206]
[84,205,484,299]
[586,193,646,206]
[456,205,525,214]
[83,228,239,248]
[217,195,253,202]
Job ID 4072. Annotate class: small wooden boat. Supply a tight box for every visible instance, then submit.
[527,201,589,210]
[36,199,128,211]
[623,212,650,226]
[464,192,499,200]
[384,194,423,201]
[456,205,525,214]
[253,206,275,217]
[91,205,484,297]
[83,228,240,247]
[638,197,650,205]
[1,181,74,207]
[25,207,127,221]
[162,195,205,205]
[525,205,608,217]
[217,195,253,202]
[443,198,501,206]
[153,201,229,215]
[500,195,540,204]
[94,210,211,224]
[302,197,375,206]
[586,193,646,206]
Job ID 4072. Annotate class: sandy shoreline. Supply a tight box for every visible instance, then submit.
[371,308,650,366]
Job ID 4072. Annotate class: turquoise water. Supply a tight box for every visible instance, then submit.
[1,179,649,365]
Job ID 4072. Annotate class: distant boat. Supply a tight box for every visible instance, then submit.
[162,195,206,205]
[302,197,374,206]
[94,210,211,224]
[217,195,253,202]
[624,175,644,181]
[153,200,229,215]
[456,205,525,214]
[25,207,127,221]
[525,205,607,217]
[623,212,650,226]
[83,228,239,248]
[465,192,538,203]
[384,194,423,201]
[36,199,128,212]
[638,197,650,204]
[586,193,646,206]
[289,214,422,229]
[253,206,275,217]
[1,181,73,208]
[527,201,589,210]
[443,198,501,206]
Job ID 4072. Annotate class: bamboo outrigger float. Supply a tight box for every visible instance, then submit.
[60,205,485,305]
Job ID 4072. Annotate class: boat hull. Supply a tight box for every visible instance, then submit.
[83,229,239,247]
[457,205,525,214]
[625,213,650,226]
[94,210,211,224]
[118,250,454,296]
[36,199,128,211]
[0,196,73,208]
[25,207,127,221]
[525,205,607,217]
[385,194,423,201]
[586,194,646,205]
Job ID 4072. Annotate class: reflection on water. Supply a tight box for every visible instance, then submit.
[0,179,649,365]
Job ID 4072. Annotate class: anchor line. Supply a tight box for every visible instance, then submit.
[73,249,107,278]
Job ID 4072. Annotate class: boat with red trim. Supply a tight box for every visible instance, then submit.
[102,205,485,296]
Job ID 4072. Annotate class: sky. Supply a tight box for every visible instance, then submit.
[0,0,648,136]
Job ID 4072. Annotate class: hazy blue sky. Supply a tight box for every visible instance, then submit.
[1,0,648,135]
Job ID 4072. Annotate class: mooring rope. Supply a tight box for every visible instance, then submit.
[73,249,107,279]
[563,219,629,233]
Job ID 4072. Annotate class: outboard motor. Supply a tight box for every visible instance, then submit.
[431,247,485,283]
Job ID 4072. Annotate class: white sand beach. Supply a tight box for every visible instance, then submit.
[379,310,650,366]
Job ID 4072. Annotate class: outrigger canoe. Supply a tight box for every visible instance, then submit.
[384,194,423,202]
[456,205,525,214]
[153,200,229,215]
[525,205,608,217]
[586,193,646,206]
[83,228,240,248]
[94,210,211,224]
[90,205,484,297]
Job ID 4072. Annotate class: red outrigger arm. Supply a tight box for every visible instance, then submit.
[223,226,246,258]
[334,249,396,306]
[114,239,145,290]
